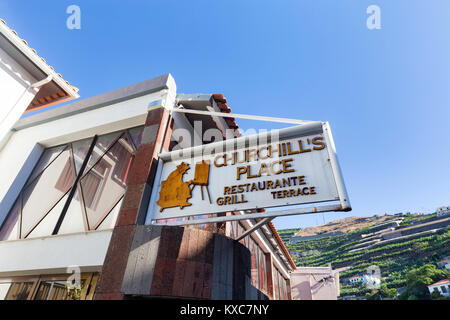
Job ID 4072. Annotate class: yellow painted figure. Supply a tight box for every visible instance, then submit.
[157,160,212,212]
[157,162,193,211]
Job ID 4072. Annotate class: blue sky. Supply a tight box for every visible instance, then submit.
[1,1,449,229]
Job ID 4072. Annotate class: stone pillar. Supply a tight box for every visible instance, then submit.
[94,106,171,300]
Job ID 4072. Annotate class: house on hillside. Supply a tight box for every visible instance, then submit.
[346,274,380,287]
[436,206,450,217]
[428,279,450,298]
[347,276,364,284]
[437,257,450,270]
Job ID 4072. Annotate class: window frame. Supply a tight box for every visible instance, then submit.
[0,273,99,300]
[0,127,144,241]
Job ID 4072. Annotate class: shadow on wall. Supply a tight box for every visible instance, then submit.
[290,270,338,300]
[291,280,313,300]
[0,144,43,224]
[119,225,268,300]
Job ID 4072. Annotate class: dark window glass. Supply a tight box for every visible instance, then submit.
[2,282,34,300]
[128,126,145,150]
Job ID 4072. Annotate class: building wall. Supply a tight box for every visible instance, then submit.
[290,267,339,300]
[437,206,450,216]
[428,283,450,297]
[229,220,291,299]
[0,230,112,277]
[0,79,173,292]
[0,75,294,300]
[0,91,163,225]
[114,225,269,300]
[0,47,39,149]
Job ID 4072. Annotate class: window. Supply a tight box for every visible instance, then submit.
[272,268,288,300]
[0,273,99,300]
[0,282,34,300]
[0,127,144,240]
[230,220,271,296]
[259,249,267,293]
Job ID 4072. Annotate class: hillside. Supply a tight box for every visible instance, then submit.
[293,215,391,237]
[279,213,450,298]
[277,228,300,243]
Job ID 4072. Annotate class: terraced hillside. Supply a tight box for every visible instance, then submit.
[278,214,450,297]
[277,228,300,243]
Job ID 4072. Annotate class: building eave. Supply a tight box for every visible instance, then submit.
[13,74,174,131]
[0,18,79,111]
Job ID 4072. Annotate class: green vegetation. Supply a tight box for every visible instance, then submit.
[366,283,398,300]
[399,264,449,300]
[278,215,450,300]
[398,213,438,228]
[277,228,300,243]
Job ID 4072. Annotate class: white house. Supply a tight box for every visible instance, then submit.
[428,279,450,298]
[348,275,364,284]
[436,206,450,217]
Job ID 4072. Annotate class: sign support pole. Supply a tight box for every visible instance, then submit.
[235,217,274,242]
[172,106,314,125]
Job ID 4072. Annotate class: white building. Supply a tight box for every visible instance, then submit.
[0,19,297,300]
[428,279,450,298]
[291,266,340,300]
[436,206,450,217]
[347,275,364,284]
[0,19,79,151]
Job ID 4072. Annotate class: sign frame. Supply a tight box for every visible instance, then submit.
[145,121,351,226]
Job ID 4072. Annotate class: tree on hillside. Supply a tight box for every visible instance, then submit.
[399,264,449,300]
[366,283,398,300]
[412,241,428,254]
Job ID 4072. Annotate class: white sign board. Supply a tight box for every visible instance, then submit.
[147,122,350,223]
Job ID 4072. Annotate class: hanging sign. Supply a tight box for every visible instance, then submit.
[147,121,350,222]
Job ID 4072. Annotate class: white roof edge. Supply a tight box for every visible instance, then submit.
[0,19,79,99]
